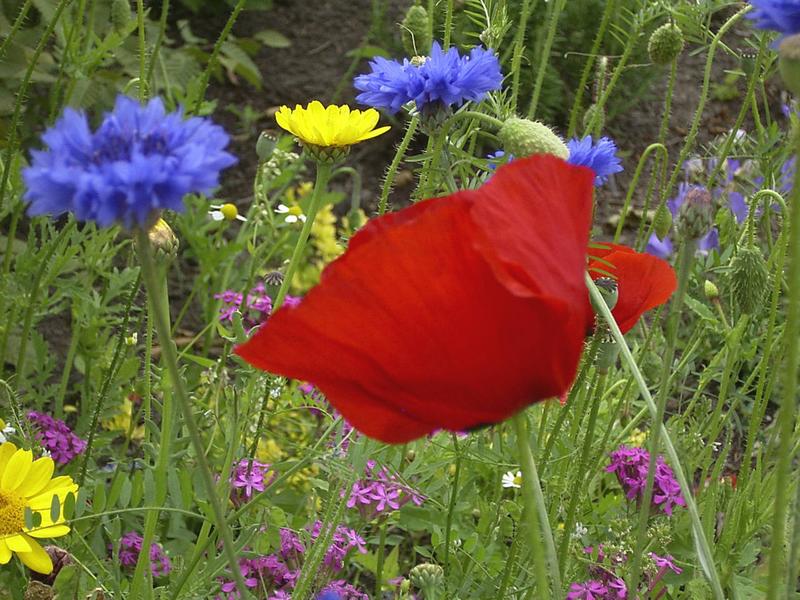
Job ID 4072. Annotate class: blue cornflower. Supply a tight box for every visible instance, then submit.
[354,41,502,114]
[746,1,800,37]
[647,183,720,259]
[566,136,623,186]
[23,95,236,229]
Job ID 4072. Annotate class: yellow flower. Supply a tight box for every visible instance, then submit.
[0,442,78,574]
[102,397,145,441]
[275,101,390,149]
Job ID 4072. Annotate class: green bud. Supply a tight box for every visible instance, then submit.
[648,23,684,66]
[410,563,444,598]
[591,277,619,312]
[498,117,569,160]
[704,279,720,302]
[111,0,132,32]
[256,132,277,161]
[779,34,800,96]
[730,246,769,314]
[677,187,714,242]
[652,202,673,241]
[402,5,433,56]
[147,218,179,259]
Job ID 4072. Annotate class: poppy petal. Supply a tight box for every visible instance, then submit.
[236,158,591,442]
[588,243,677,333]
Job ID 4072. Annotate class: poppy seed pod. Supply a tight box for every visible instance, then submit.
[648,23,684,65]
[677,187,714,242]
[779,34,800,96]
[498,117,569,160]
[730,246,769,314]
[704,279,720,302]
[402,5,433,56]
[591,277,619,312]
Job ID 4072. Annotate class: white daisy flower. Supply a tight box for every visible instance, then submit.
[502,470,523,489]
[0,418,15,444]
[275,204,307,224]
[209,203,247,222]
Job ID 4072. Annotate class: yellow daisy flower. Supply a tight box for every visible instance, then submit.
[275,101,389,159]
[0,442,78,574]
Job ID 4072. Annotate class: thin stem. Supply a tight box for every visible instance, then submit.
[273,162,332,310]
[766,122,800,600]
[443,434,461,583]
[136,0,146,101]
[586,273,725,599]
[135,228,250,598]
[442,0,453,49]
[613,143,667,243]
[526,0,566,119]
[379,115,419,215]
[375,521,388,598]
[145,0,171,89]
[509,0,534,113]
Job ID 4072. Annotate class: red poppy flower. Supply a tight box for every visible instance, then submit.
[587,243,677,333]
[235,155,595,443]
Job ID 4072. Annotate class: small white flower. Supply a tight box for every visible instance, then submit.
[40,449,51,458]
[209,203,247,222]
[275,204,307,224]
[572,522,588,539]
[0,419,15,444]
[502,470,523,489]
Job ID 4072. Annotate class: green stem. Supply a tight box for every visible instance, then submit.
[145,0,171,89]
[509,0,534,113]
[375,521,388,597]
[0,0,34,59]
[656,59,678,145]
[415,126,449,201]
[586,273,724,599]
[136,0,146,100]
[512,412,558,598]
[450,110,503,131]
[273,162,332,310]
[613,143,667,243]
[442,0,453,49]
[526,0,566,119]
[443,434,461,583]
[135,228,250,598]
[766,122,800,600]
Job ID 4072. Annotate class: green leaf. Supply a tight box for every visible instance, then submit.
[254,29,291,48]
[93,481,107,513]
[50,494,61,523]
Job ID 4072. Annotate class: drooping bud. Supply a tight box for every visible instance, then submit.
[410,563,445,599]
[648,23,684,66]
[147,218,179,259]
[677,187,714,242]
[704,280,720,302]
[652,202,673,241]
[779,34,800,96]
[497,117,569,160]
[402,5,433,56]
[730,246,769,314]
[111,0,132,32]
[29,546,73,587]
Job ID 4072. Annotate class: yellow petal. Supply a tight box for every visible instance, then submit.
[0,442,17,480]
[0,540,10,564]
[6,533,33,553]
[16,536,52,575]
[357,125,391,141]
[19,456,54,498]
[27,524,70,539]
[1,449,32,491]
[275,107,293,135]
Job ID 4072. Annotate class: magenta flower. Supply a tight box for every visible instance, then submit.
[567,580,609,600]
[606,445,685,516]
[27,411,87,465]
[229,458,275,505]
[118,531,171,577]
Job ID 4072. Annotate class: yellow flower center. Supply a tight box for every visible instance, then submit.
[514,474,523,487]
[220,203,239,220]
[0,490,25,535]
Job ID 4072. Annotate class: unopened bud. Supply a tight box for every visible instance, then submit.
[677,187,714,241]
[498,117,569,160]
[730,246,769,314]
[704,280,720,302]
[402,5,432,56]
[147,218,179,258]
[648,23,684,65]
[256,132,277,161]
[111,0,132,31]
[652,202,673,241]
[410,563,444,596]
[779,34,800,96]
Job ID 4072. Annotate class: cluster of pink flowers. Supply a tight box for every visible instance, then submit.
[346,460,424,520]
[606,446,686,516]
[568,546,682,599]
[118,531,171,577]
[27,410,87,465]
[215,283,300,331]
[216,522,367,599]
[230,458,275,506]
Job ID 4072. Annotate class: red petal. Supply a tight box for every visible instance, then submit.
[588,243,677,333]
[236,156,593,443]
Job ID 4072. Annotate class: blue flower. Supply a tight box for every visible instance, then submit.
[646,183,721,259]
[566,136,623,186]
[354,42,502,114]
[315,592,342,600]
[23,95,236,229]
[746,0,800,37]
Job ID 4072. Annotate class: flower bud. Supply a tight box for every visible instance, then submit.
[147,218,179,259]
[780,35,800,96]
[410,563,445,597]
[648,23,684,65]
[652,202,673,241]
[730,246,769,314]
[111,0,132,32]
[704,280,720,302]
[402,5,433,56]
[677,187,714,242]
[256,132,277,161]
[498,117,569,160]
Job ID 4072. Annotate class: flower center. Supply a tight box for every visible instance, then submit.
[0,490,25,535]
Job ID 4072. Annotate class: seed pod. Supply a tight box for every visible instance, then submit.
[704,279,720,302]
[498,117,569,160]
[730,245,769,314]
[402,5,433,56]
[648,23,684,65]
[111,0,132,31]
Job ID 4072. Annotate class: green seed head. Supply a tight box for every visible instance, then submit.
[648,23,685,66]
[498,117,569,160]
[730,246,769,314]
[402,5,433,56]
